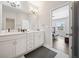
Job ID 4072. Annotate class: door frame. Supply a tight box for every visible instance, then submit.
[50,2,72,57]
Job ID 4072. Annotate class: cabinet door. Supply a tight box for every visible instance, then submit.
[16,34,26,56]
[39,31,44,45]
[34,32,40,48]
[26,33,34,52]
[0,40,16,58]
[34,32,44,48]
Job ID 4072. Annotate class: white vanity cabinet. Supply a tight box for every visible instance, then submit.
[26,31,44,53]
[15,34,26,56]
[0,40,16,58]
[0,33,26,58]
[0,31,44,58]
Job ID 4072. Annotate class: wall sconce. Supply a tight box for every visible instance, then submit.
[31,9,38,15]
[29,7,38,15]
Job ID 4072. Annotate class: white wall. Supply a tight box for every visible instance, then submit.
[28,14,39,31]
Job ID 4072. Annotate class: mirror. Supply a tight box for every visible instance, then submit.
[1,4,30,32]
[22,20,30,29]
[0,3,39,32]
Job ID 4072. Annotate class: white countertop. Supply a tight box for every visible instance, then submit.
[0,30,44,42]
[0,32,24,36]
[0,30,44,36]
[26,30,44,33]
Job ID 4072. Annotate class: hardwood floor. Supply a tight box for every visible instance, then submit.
[53,36,69,54]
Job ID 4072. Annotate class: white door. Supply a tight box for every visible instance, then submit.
[16,34,26,56]
[0,40,16,58]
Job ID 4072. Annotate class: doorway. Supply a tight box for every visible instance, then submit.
[51,5,70,55]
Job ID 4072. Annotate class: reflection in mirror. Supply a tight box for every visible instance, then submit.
[22,20,29,29]
[6,18,15,30]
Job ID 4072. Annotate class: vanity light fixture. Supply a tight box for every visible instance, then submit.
[7,1,21,7]
[31,9,38,15]
[29,7,39,15]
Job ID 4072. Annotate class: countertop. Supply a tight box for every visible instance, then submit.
[0,30,44,36]
[0,32,24,36]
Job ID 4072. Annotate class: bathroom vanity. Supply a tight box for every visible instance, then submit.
[0,31,44,58]
[0,2,44,58]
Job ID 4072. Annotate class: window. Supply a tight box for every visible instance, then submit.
[56,21,65,30]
